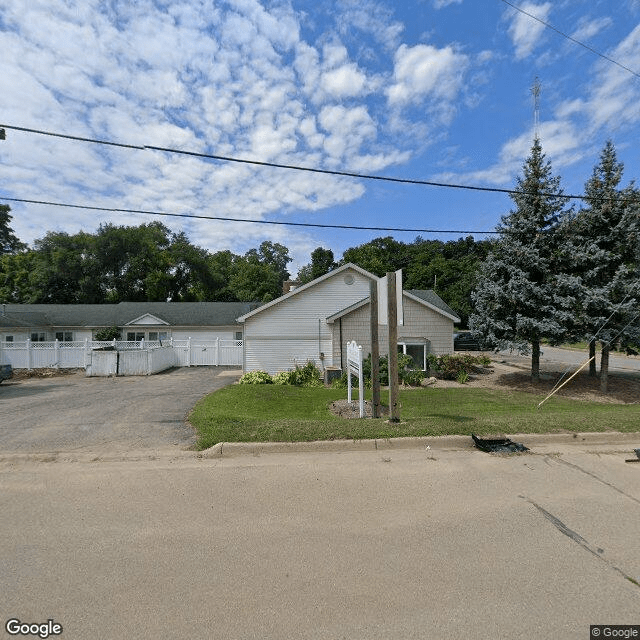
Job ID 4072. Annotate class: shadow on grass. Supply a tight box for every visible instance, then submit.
[423,413,474,423]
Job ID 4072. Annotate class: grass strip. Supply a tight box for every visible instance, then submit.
[189,384,640,450]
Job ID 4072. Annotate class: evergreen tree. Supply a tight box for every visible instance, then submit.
[470,138,572,380]
[568,141,640,392]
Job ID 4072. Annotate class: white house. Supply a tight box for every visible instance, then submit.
[236,263,460,375]
[0,301,257,344]
[0,302,258,370]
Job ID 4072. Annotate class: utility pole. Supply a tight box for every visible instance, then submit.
[370,280,380,418]
[387,272,400,422]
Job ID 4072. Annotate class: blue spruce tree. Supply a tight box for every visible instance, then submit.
[471,138,572,380]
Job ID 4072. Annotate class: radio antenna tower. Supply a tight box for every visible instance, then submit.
[531,76,541,139]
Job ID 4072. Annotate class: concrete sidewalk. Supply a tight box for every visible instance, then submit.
[1,436,639,640]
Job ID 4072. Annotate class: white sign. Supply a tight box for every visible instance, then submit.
[346,340,365,418]
[377,269,403,325]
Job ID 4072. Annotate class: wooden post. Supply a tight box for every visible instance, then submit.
[370,280,380,418]
[387,272,400,422]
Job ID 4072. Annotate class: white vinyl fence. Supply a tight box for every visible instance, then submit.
[0,338,243,372]
[86,345,178,377]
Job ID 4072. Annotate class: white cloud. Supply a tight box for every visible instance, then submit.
[506,2,552,60]
[320,64,368,98]
[433,0,463,8]
[0,0,481,267]
[585,23,640,132]
[387,43,468,106]
[571,16,613,42]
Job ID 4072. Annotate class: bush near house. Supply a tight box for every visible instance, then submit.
[239,362,324,387]
[427,354,491,380]
[332,353,425,388]
[239,370,274,384]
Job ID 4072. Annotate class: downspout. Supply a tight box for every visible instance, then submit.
[339,318,343,370]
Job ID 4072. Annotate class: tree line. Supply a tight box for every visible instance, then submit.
[0,206,490,321]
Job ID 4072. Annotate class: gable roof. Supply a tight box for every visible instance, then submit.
[0,302,259,328]
[405,290,460,322]
[236,263,377,322]
[326,290,460,324]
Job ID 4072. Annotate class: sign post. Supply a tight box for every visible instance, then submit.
[387,272,400,422]
[346,340,365,418]
[369,280,380,418]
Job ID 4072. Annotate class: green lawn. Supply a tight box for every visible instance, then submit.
[189,384,640,450]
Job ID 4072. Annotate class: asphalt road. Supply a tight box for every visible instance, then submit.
[1,439,639,640]
[497,345,640,375]
[0,367,241,453]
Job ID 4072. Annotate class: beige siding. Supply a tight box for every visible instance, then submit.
[332,296,454,369]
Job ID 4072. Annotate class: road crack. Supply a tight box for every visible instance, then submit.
[520,495,639,590]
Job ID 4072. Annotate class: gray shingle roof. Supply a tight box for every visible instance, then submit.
[405,290,459,320]
[0,302,259,328]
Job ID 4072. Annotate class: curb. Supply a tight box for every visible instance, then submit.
[200,431,640,458]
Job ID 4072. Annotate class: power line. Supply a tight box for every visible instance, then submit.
[0,123,602,202]
[0,196,501,235]
[2,123,638,207]
[500,0,640,80]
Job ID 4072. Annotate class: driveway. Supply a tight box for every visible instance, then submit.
[0,367,241,453]
[498,345,640,375]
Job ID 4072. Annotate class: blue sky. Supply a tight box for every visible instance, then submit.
[1,0,640,274]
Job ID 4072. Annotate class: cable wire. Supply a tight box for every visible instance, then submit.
[0,196,501,234]
[1,123,632,204]
[500,0,640,80]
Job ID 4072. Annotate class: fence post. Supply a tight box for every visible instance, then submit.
[112,338,116,350]
[54,338,60,369]
[216,337,220,366]
[84,338,90,369]
[140,338,145,350]
[26,338,32,370]
[187,337,191,367]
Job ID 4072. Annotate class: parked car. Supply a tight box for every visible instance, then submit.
[453,332,483,351]
[0,363,13,383]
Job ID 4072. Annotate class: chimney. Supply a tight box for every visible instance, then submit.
[282,280,300,295]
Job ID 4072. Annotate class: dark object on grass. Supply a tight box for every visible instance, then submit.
[0,363,12,383]
[472,433,529,453]
[625,449,640,463]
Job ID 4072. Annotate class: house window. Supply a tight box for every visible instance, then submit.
[55,331,74,342]
[31,332,47,342]
[235,331,243,341]
[126,332,145,342]
[5,336,13,342]
[398,341,429,371]
[148,332,168,341]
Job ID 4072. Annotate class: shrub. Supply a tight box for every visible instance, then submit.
[338,353,425,388]
[402,368,425,387]
[239,370,273,384]
[456,370,469,384]
[272,371,292,385]
[426,354,491,380]
[273,362,323,387]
